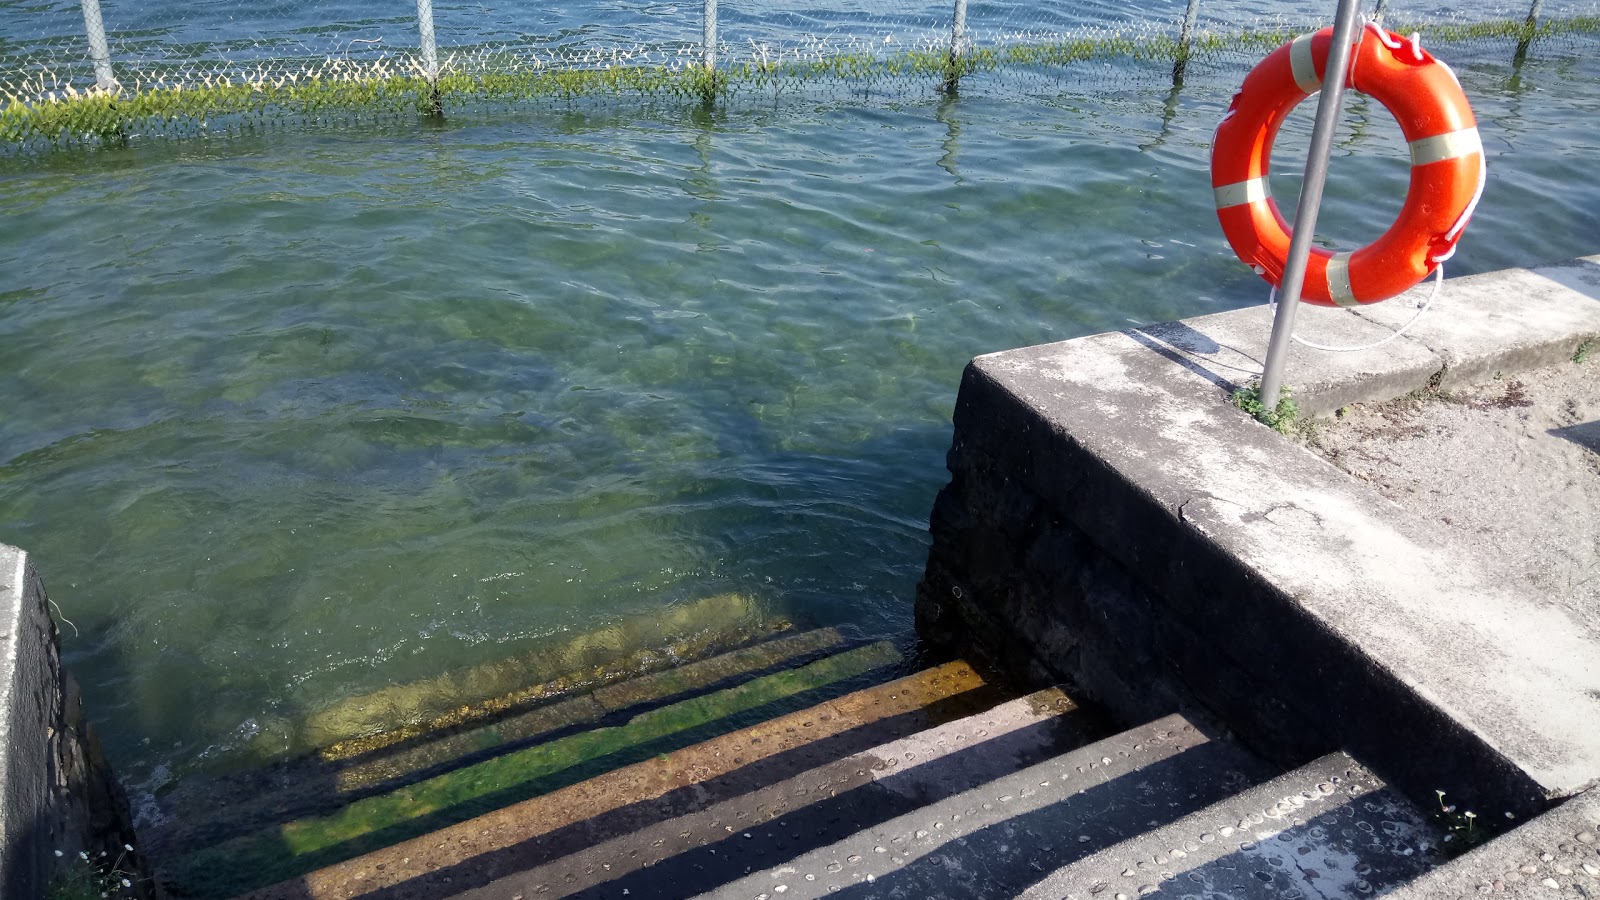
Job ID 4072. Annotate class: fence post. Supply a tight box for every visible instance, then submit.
[1515,0,1543,64]
[1172,0,1201,86]
[942,0,969,94]
[79,0,118,92]
[415,0,442,115]
[703,0,718,70]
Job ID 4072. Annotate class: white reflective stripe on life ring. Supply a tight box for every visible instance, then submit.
[1409,127,1483,166]
[1326,252,1358,308]
[1214,177,1268,210]
[1290,34,1322,94]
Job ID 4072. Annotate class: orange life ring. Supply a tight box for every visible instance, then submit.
[1210,23,1485,306]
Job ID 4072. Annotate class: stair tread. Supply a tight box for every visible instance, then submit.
[454,685,1110,900]
[243,658,1001,900]
[1019,751,1440,900]
[150,627,851,857]
[699,712,1277,900]
[164,639,909,898]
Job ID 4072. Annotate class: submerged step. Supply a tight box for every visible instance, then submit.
[246,658,1004,900]
[148,627,850,860]
[306,593,782,753]
[458,686,1113,900]
[161,639,906,898]
[703,712,1277,900]
[1020,751,1441,900]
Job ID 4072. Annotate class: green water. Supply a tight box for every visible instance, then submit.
[1,44,1597,815]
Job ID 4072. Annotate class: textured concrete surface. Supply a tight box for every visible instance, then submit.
[701,713,1275,900]
[1388,791,1600,898]
[246,659,1003,900]
[0,544,148,898]
[1311,358,1600,629]
[1355,256,1600,391]
[917,256,1600,822]
[1020,752,1438,900]
[1128,256,1600,417]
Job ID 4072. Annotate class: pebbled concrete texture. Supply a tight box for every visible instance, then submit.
[701,712,1276,900]
[917,256,1600,822]
[1386,790,1600,898]
[1019,751,1438,900]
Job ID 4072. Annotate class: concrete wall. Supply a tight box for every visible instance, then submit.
[1,544,148,899]
[916,257,1600,822]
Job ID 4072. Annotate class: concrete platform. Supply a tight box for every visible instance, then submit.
[917,256,1600,822]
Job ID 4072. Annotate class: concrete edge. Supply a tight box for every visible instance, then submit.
[0,543,150,899]
[1113,255,1600,417]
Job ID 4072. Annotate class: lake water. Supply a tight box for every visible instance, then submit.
[2,0,1598,818]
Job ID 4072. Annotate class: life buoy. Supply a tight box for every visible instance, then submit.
[1210,23,1485,306]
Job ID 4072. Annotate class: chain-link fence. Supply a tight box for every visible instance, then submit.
[2,0,1598,149]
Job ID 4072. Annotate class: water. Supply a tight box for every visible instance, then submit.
[2,2,1598,813]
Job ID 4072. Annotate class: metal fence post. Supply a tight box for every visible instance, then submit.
[1172,0,1201,86]
[703,0,718,70]
[416,0,442,115]
[79,0,118,92]
[1257,0,1364,412]
[1515,0,1543,64]
[942,0,969,93]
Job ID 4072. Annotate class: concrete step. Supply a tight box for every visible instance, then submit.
[241,657,1019,900]
[1018,752,1442,900]
[147,627,852,859]
[158,639,922,898]
[452,686,1113,900]
[695,711,1278,900]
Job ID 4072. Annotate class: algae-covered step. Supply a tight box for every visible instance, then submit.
[249,657,1007,900]
[145,627,853,859]
[159,640,904,898]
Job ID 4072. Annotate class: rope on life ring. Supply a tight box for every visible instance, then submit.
[1210,20,1485,307]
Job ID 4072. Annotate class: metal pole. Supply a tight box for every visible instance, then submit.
[416,0,440,79]
[943,0,968,93]
[79,0,118,92]
[703,0,718,70]
[1514,0,1543,63]
[1173,0,1201,86]
[1257,0,1364,410]
[416,0,441,115]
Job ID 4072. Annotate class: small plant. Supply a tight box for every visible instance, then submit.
[48,846,140,900]
[1575,339,1595,364]
[1232,383,1300,435]
[1430,791,1497,857]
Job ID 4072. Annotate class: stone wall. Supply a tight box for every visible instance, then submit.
[1,544,150,899]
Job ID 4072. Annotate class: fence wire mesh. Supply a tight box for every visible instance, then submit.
[2,0,1598,149]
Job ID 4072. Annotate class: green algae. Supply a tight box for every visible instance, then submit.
[163,640,899,897]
